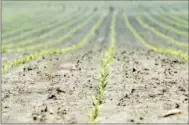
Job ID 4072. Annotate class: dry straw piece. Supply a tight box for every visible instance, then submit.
[160,109,182,118]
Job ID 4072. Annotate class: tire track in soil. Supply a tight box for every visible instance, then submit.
[1,13,110,123]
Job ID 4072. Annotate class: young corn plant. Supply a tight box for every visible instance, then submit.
[2,9,81,45]
[145,14,188,37]
[89,11,116,123]
[2,15,105,74]
[123,11,188,62]
[135,16,188,48]
[2,8,78,39]
[2,46,7,53]
[10,13,97,53]
[4,9,91,49]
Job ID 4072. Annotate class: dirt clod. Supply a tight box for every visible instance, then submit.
[132,68,136,72]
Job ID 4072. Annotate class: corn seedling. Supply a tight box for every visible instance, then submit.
[2,9,85,45]
[10,12,97,52]
[136,16,188,48]
[2,14,105,74]
[3,9,91,49]
[2,8,74,39]
[158,14,188,29]
[89,11,116,123]
[2,46,7,53]
[123,11,188,62]
[145,13,188,37]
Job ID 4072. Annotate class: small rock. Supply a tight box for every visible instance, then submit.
[56,88,66,94]
[27,67,32,71]
[48,95,56,99]
[131,89,135,94]
[175,103,180,108]
[140,117,143,120]
[130,119,134,122]
[132,68,136,72]
[33,116,37,121]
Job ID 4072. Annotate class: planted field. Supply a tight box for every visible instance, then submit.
[1,1,188,123]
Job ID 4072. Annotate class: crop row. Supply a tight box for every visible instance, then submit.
[157,7,188,26]
[135,16,188,48]
[2,8,66,37]
[160,6,188,25]
[123,11,188,62]
[156,12,188,29]
[89,12,116,123]
[132,6,188,48]
[145,14,188,37]
[167,15,188,25]
[129,5,188,37]
[8,11,97,53]
[3,11,39,33]
[3,16,32,33]
[3,9,91,51]
[139,5,188,28]
[2,11,96,66]
[182,16,188,21]
[2,8,81,45]
[2,11,75,39]
[2,13,106,74]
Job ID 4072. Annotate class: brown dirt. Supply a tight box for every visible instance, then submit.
[2,43,188,123]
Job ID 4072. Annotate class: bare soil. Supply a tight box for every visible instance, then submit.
[2,2,188,123]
